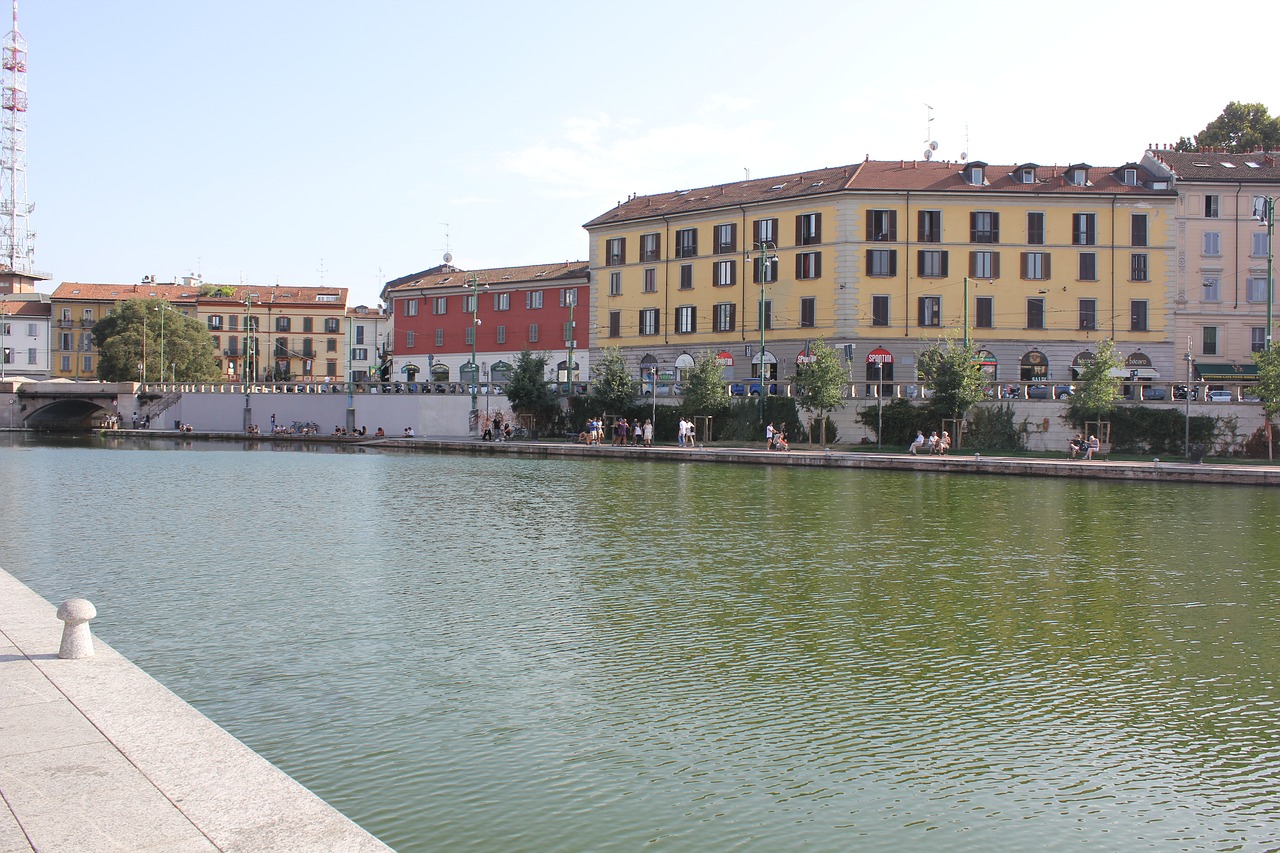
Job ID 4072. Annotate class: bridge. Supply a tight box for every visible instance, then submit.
[0,380,146,430]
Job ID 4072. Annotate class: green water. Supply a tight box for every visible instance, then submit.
[2,435,1278,851]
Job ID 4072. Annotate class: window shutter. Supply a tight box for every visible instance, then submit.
[796,254,804,279]
[795,214,804,244]
[729,303,736,329]
[969,251,978,277]
[889,250,897,276]
[691,306,697,333]
[814,253,822,278]
[866,216,874,242]
[939,252,949,277]
[991,252,1000,279]
[1043,254,1051,278]
[919,210,928,241]
[969,212,978,243]
[1021,252,1029,279]
[991,213,999,243]
[813,214,821,243]
[917,249,925,275]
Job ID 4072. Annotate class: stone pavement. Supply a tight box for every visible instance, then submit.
[0,570,390,852]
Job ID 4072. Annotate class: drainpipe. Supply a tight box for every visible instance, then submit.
[662,215,671,346]
[1233,182,1243,310]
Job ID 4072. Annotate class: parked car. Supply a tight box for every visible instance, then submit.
[729,383,746,396]
[1027,384,1052,399]
[1173,385,1200,401]
[747,382,778,396]
[1207,390,1234,402]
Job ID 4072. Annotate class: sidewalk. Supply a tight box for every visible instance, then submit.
[0,570,390,852]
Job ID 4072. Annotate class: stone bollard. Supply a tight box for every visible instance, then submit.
[57,598,97,659]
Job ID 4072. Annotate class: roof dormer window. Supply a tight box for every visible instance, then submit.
[1067,164,1090,186]
[1020,167,1036,184]
[1123,168,1137,186]
[964,162,986,186]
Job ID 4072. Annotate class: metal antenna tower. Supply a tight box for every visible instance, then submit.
[1,0,37,291]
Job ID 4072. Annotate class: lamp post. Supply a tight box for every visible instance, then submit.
[877,359,884,451]
[243,292,255,432]
[345,313,355,433]
[1184,336,1193,460]
[754,240,778,424]
[464,272,487,435]
[1256,196,1275,351]
[565,286,576,397]
[0,299,8,380]
[140,311,148,384]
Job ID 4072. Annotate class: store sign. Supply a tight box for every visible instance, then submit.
[866,347,894,364]
[716,351,734,366]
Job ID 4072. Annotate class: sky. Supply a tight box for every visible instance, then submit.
[18,0,1280,309]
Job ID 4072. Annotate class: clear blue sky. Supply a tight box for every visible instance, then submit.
[21,0,1280,308]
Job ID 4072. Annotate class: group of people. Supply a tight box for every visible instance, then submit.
[677,417,697,448]
[908,430,951,455]
[581,417,655,447]
[482,413,513,442]
[1069,434,1101,460]
[765,422,790,451]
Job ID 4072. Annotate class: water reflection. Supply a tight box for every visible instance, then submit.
[2,442,1278,851]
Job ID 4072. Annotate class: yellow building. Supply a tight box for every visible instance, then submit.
[585,158,1177,389]
[49,281,200,380]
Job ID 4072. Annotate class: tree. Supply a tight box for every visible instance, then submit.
[1253,344,1280,461]
[504,350,559,433]
[93,298,222,382]
[1067,338,1123,425]
[1182,102,1280,153]
[586,346,639,414]
[915,334,985,421]
[792,339,846,445]
[680,350,730,416]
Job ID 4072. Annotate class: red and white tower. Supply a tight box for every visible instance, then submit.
[0,0,40,293]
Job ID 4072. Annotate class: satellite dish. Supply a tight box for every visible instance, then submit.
[929,141,938,151]
[443,252,453,264]
[923,149,933,160]
[960,151,968,161]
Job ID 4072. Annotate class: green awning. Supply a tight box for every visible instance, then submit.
[1194,362,1259,381]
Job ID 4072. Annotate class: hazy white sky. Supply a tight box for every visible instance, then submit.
[20,0,1279,308]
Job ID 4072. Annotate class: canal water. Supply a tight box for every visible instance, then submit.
[2,434,1279,851]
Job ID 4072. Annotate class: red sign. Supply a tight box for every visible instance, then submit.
[796,347,816,365]
[866,347,894,364]
[716,351,734,366]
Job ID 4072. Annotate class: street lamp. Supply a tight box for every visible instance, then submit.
[0,299,8,380]
[1184,336,1193,460]
[754,240,778,424]
[464,272,488,435]
[1254,196,1275,351]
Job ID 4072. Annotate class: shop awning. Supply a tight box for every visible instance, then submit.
[1108,367,1160,379]
[1194,362,1259,381]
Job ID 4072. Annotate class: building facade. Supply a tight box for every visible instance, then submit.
[49,281,200,380]
[584,158,1178,390]
[0,292,50,377]
[1142,148,1278,386]
[346,304,393,382]
[381,262,590,385]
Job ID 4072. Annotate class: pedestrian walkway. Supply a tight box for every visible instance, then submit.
[0,570,389,852]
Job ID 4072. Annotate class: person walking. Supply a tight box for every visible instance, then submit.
[766,422,775,450]
[643,418,653,447]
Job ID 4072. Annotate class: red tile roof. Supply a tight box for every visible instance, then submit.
[1145,149,1280,182]
[384,261,589,294]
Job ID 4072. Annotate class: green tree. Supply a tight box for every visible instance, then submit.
[504,350,559,433]
[93,298,221,382]
[586,346,639,415]
[793,339,847,445]
[1067,338,1123,424]
[916,334,985,421]
[1253,344,1280,461]
[1183,102,1280,152]
[680,350,730,416]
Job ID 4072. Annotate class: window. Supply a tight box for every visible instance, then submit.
[800,297,816,328]
[433,296,447,314]
[643,268,657,293]
[1203,232,1221,256]
[229,315,238,331]
[493,292,510,311]
[1247,277,1269,302]
[675,305,697,334]
[26,322,36,337]
[207,315,223,330]
[675,228,698,258]
[1130,253,1148,282]
[1079,299,1097,330]
[872,295,890,327]
[714,259,736,287]
[79,332,92,352]
[1254,232,1269,257]
[1252,327,1267,352]
[1072,213,1096,245]
[753,218,778,246]
[917,296,941,327]
[714,223,737,254]
[975,296,994,329]
[463,294,476,313]
[1123,168,1138,186]
[608,271,621,297]
[1203,277,1220,301]
[325,338,337,354]
[713,302,736,332]
[528,323,539,342]
[867,209,897,241]
[1027,212,1045,245]
[1079,252,1097,281]
[405,330,416,348]
[679,264,693,290]
[83,356,92,373]
[526,290,543,309]
[273,337,288,358]
[1131,214,1148,247]
[639,308,659,336]
[324,317,339,333]
[406,299,419,316]
[605,237,626,266]
[276,316,291,332]
[1026,298,1045,330]
[970,211,999,243]
[435,328,444,347]
[82,308,94,322]
[561,288,578,307]
[303,317,314,333]
[796,212,821,245]
[60,355,69,371]
[496,325,506,344]
[302,338,315,358]
[918,250,948,278]
[641,233,661,262]
[918,210,941,243]
[754,254,779,283]
[1202,326,1218,355]
[796,251,821,279]
[1,347,8,364]
[970,250,999,279]
[59,332,70,351]
[1205,195,1219,218]
[758,299,773,331]
[867,249,897,277]
[26,348,35,365]
[1021,252,1050,280]
[1130,300,1148,332]
[608,311,620,338]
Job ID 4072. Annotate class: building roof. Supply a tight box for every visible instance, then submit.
[0,298,50,317]
[383,261,589,296]
[584,158,1174,228]
[50,281,348,307]
[1145,149,1280,182]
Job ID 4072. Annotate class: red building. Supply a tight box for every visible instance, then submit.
[381,261,590,385]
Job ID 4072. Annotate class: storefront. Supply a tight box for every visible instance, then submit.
[865,347,893,397]
[1020,350,1049,382]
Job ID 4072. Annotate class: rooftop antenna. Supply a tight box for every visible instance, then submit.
[923,103,938,161]
[441,223,452,265]
[318,258,326,285]
[960,123,970,162]
[744,167,750,180]
[0,0,36,291]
